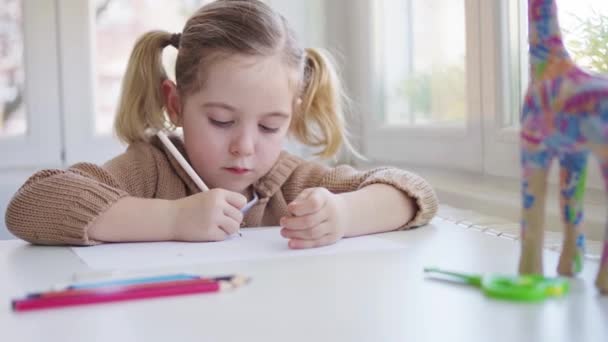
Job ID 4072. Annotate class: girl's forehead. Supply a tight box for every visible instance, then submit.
[205,54,294,85]
[195,54,297,113]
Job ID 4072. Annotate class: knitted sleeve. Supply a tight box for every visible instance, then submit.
[283,162,438,229]
[4,142,161,245]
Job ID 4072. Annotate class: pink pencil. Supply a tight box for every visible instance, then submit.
[29,278,219,299]
[12,279,234,312]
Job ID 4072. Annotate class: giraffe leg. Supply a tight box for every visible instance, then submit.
[596,160,608,294]
[556,152,588,276]
[519,149,553,275]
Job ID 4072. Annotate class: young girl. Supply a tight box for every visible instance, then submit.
[5,0,438,249]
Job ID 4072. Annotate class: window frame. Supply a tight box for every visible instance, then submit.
[331,0,484,173]
[480,0,521,179]
[0,0,63,169]
[334,0,604,189]
[57,0,126,166]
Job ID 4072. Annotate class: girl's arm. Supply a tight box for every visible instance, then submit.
[280,161,437,249]
[88,197,175,242]
[6,142,161,245]
[283,163,438,230]
[338,183,417,237]
[89,189,246,243]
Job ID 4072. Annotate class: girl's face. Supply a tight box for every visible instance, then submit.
[167,54,296,196]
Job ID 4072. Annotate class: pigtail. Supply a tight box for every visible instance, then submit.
[292,48,357,159]
[114,31,177,144]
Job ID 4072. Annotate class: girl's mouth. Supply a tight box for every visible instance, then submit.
[225,167,251,175]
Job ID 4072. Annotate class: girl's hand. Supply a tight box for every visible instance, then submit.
[280,187,348,249]
[170,189,246,242]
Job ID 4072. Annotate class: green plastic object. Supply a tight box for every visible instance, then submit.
[424,267,570,301]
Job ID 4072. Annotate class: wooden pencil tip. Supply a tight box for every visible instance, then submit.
[219,282,236,291]
[231,275,251,287]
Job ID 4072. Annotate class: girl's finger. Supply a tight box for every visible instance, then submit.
[292,187,316,202]
[224,190,248,210]
[280,210,326,230]
[223,203,243,224]
[288,233,337,249]
[217,216,240,236]
[287,188,326,217]
[205,226,229,242]
[281,223,328,240]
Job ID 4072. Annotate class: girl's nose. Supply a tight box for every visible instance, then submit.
[229,131,255,156]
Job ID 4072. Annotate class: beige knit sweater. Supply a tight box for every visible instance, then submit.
[5,136,438,245]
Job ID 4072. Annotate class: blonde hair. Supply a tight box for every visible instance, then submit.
[114,0,355,158]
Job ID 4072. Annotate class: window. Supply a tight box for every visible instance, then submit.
[376,0,467,128]
[94,0,211,136]
[0,0,62,169]
[560,0,608,74]
[339,0,482,172]
[0,0,26,138]
[336,0,606,188]
[59,0,212,165]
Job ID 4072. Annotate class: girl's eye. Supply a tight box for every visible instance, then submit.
[259,124,279,133]
[209,118,234,127]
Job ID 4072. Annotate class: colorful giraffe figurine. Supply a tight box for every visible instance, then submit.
[519,0,608,293]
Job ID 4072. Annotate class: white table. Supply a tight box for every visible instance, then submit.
[1,219,606,342]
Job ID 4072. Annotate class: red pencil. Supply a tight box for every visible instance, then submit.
[13,279,234,312]
[28,278,218,299]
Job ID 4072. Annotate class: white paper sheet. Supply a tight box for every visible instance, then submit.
[71,228,405,271]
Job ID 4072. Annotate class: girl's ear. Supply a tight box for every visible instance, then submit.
[293,97,302,112]
[161,79,183,126]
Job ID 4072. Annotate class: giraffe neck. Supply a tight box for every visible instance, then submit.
[528,0,572,79]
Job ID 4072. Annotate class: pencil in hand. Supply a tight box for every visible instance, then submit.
[156,131,243,237]
[157,131,209,192]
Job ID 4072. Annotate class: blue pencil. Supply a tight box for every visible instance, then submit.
[26,274,245,299]
[30,274,238,297]
[67,274,201,290]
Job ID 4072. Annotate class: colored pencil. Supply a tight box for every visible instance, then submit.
[13,279,237,312]
[29,278,217,299]
[66,273,223,291]
[157,130,243,236]
[157,131,209,192]
[30,274,247,298]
